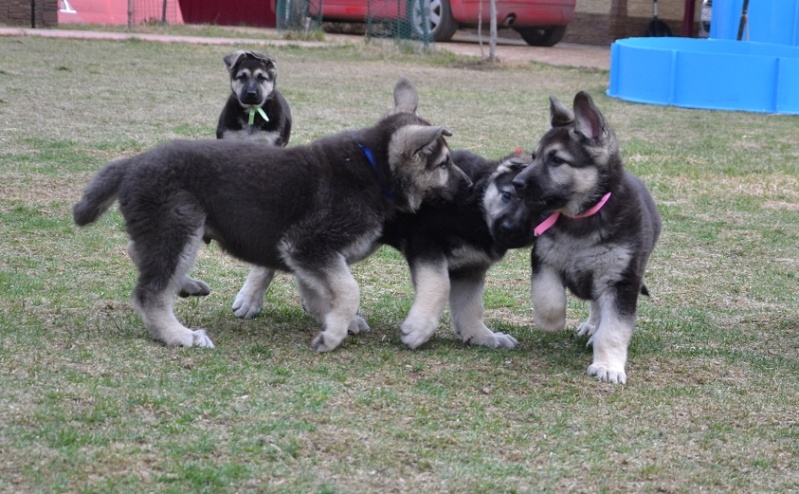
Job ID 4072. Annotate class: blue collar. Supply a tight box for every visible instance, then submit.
[358,144,392,200]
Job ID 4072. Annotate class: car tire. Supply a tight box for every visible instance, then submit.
[514,25,567,47]
[408,0,458,42]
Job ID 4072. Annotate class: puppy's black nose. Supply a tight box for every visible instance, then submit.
[246,90,258,98]
[499,219,518,234]
[512,178,527,190]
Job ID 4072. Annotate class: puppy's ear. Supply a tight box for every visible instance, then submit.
[549,95,574,128]
[411,126,451,156]
[393,78,419,115]
[394,125,451,159]
[572,91,608,146]
[223,51,246,72]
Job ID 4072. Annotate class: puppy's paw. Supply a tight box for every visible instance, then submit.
[587,362,626,384]
[232,292,264,319]
[312,331,345,353]
[179,277,211,298]
[400,317,438,349]
[464,331,518,349]
[165,329,215,348]
[191,329,216,349]
[348,316,370,335]
[576,322,596,338]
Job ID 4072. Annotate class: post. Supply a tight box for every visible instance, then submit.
[31,0,36,28]
[128,0,133,30]
[162,0,168,25]
[489,0,497,61]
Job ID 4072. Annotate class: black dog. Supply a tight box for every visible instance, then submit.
[216,50,292,145]
[73,78,470,351]
[379,148,538,349]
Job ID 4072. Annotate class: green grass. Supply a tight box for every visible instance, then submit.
[1,28,799,493]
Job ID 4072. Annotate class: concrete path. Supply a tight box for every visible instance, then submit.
[0,27,610,70]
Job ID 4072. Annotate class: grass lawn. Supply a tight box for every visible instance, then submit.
[1,27,798,493]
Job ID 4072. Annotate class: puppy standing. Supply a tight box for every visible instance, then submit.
[512,92,661,384]
[216,50,292,145]
[211,50,293,307]
[73,78,470,352]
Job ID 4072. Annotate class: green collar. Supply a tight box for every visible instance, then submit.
[248,106,269,125]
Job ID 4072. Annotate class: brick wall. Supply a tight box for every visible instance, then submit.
[563,0,701,45]
[1,0,59,27]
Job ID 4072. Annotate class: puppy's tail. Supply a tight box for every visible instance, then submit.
[72,158,129,226]
[640,284,651,297]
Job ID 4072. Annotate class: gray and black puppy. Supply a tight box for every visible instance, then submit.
[73,78,470,353]
[216,50,292,145]
[512,91,662,384]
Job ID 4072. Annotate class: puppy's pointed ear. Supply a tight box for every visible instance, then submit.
[223,51,246,72]
[572,91,608,145]
[411,126,451,157]
[393,78,419,115]
[549,95,574,128]
[393,125,451,160]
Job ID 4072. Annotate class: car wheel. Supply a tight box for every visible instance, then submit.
[514,25,567,47]
[409,0,457,42]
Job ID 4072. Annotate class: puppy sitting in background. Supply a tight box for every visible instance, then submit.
[216,50,292,145]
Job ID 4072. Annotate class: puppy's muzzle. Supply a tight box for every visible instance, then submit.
[241,88,260,105]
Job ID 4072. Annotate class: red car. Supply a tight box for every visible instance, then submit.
[318,0,575,46]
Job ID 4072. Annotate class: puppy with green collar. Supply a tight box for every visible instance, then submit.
[216,50,292,145]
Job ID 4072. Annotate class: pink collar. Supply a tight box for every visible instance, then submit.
[533,192,612,236]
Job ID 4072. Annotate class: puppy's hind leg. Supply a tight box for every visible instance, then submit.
[586,290,637,384]
[129,241,211,298]
[129,227,214,348]
[232,266,276,319]
[450,271,518,349]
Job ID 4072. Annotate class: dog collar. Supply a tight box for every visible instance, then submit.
[358,144,393,200]
[534,192,612,236]
[248,106,269,125]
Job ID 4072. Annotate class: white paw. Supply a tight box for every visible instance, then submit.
[400,317,438,349]
[191,329,216,348]
[312,330,345,352]
[464,331,518,349]
[166,329,215,348]
[179,278,211,298]
[576,322,596,338]
[587,362,626,384]
[232,291,264,319]
[348,315,370,334]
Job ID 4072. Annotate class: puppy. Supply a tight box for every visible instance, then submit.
[73,78,471,351]
[512,92,662,384]
[216,50,292,145]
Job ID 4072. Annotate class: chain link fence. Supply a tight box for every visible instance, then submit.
[276,0,324,35]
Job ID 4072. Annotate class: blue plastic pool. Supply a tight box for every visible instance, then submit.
[607,37,799,114]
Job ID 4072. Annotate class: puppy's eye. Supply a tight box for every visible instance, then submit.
[500,191,513,202]
[550,154,568,166]
[257,74,269,81]
[437,161,448,169]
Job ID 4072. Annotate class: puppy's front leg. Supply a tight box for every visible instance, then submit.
[449,270,517,349]
[401,258,449,349]
[531,264,567,333]
[296,256,359,353]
